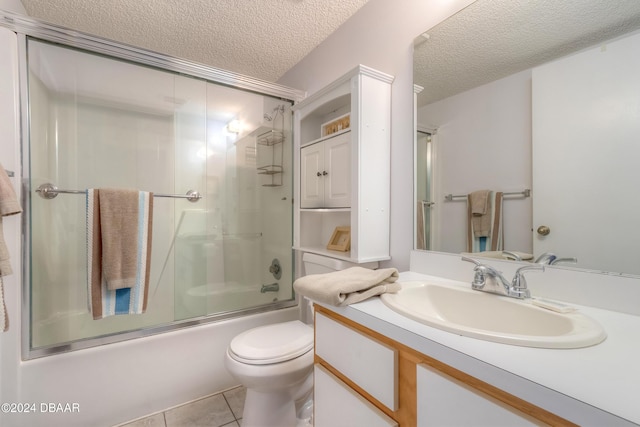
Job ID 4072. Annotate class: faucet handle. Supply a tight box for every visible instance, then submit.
[461,256,486,288]
[510,264,545,298]
[461,256,481,266]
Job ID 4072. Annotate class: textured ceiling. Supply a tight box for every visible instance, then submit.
[20,0,370,83]
[415,0,640,107]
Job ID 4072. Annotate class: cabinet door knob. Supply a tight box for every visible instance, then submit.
[317,172,322,177]
[322,171,328,176]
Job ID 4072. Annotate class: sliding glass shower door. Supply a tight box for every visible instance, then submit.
[26,38,294,353]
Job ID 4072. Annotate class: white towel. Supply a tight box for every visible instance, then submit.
[0,164,21,332]
[293,266,400,307]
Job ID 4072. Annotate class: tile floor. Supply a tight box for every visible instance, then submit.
[118,386,245,427]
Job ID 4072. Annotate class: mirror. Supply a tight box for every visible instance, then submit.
[414,0,640,275]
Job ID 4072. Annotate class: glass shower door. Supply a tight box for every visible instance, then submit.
[26,38,293,352]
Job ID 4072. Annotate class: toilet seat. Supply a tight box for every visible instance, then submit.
[229,320,313,365]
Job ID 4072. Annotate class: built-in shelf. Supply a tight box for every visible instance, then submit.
[295,245,391,263]
[301,128,351,148]
[293,65,393,263]
[300,208,351,213]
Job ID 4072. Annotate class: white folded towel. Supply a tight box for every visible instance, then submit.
[293,266,400,307]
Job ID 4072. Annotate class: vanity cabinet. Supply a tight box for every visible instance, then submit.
[417,364,539,426]
[293,65,393,263]
[313,306,574,427]
[300,131,350,208]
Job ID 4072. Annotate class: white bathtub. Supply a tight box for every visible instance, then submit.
[180,281,282,317]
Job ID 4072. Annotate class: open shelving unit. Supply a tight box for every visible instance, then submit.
[293,65,394,264]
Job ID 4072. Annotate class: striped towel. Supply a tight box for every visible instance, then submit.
[467,191,503,253]
[87,189,153,319]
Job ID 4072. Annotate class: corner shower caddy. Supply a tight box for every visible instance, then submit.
[256,129,284,187]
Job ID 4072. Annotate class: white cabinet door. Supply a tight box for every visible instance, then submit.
[300,132,351,209]
[300,142,324,208]
[417,364,538,427]
[315,364,397,427]
[323,132,351,208]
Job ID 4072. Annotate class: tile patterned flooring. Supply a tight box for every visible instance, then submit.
[118,386,245,427]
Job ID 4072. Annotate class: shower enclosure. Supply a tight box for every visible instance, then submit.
[22,35,300,357]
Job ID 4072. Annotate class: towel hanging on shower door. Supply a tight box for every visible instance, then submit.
[467,190,503,253]
[87,189,153,319]
[0,163,22,332]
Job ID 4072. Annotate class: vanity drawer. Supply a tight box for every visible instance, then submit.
[315,364,398,427]
[315,311,398,411]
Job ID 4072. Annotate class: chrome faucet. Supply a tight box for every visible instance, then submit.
[550,257,578,265]
[534,252,557,264]
[501,251,521,261]
[461,256,544,299]
[260,282,279,293]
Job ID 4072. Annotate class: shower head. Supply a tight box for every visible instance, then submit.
[264,105,286,122]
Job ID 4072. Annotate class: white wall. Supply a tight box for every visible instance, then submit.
[278,0,476,271]
[0,21,22,425]
[0,0,25,14]
[418,70,533,254]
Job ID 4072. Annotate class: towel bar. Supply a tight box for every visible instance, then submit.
[35,183,201,202]
[444,189,530,202]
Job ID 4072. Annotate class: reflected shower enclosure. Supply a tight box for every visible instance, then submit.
[26,39,294,353]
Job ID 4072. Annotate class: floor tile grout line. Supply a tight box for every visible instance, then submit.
[221,391,242,422]
[117,386,245,427]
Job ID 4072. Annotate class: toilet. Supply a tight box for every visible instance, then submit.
[224,252,378,427]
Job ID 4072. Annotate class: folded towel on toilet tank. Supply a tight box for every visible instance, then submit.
[293,266,400,307]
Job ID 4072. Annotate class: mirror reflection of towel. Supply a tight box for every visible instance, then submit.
[469,190,491,237]
[467,191,504,253]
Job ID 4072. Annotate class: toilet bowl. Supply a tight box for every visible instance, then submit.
[224,320,314,427]
[224,252,379,426]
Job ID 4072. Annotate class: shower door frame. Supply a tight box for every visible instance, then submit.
[0,10,305,360]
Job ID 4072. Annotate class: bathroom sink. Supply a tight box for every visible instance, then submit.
[380,281,606,349]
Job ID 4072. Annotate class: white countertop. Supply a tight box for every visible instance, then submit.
[320,271,640,426]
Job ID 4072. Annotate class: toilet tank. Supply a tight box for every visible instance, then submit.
[302,252,378,275]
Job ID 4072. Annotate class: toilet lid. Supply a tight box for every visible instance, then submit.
[229,320,314,365]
